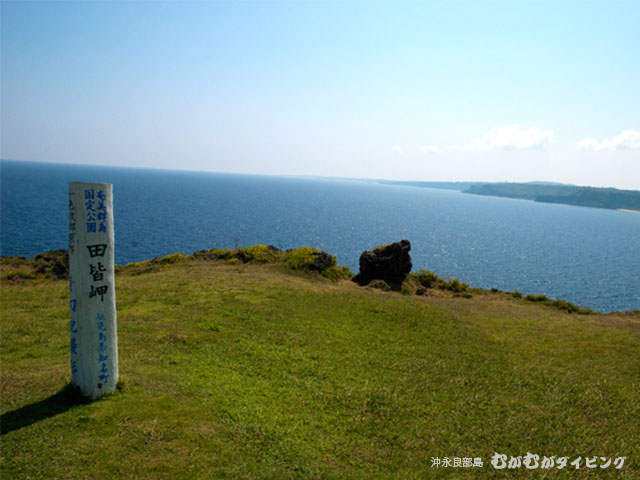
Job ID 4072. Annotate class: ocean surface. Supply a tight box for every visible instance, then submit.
[1,160,639,313]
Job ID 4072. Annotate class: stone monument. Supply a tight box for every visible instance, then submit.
[69,182,118,400]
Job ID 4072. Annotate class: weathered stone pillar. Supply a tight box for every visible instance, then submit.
[69,182,118,400]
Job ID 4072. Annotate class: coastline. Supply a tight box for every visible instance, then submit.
[2,246,639,315]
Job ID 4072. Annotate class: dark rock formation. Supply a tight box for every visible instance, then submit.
[309,251,334,272]
[353,239,412,285]
[34,249,69,279]
[2,249,70,281]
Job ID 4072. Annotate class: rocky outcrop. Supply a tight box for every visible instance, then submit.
[309,251,334,272]
[353,240,412,285]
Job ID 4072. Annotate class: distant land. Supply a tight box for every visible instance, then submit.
[379,180,640,211]
[377,180,476,191]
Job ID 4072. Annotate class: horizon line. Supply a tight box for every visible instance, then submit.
[1,158,638,192]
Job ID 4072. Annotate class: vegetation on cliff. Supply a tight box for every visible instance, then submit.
[2,246,599,315]
[464,183,640,211]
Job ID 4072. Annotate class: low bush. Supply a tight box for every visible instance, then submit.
[321,265,353,282]
[236,244,281,264]
[547,299,591,314]
[440,278,469,293]
[454,292,473,299]
[129,245,343,280]
[525,294,548,302]
[153,253,185,265]
[283,247,335,272]
[410,270,440,289]
[6,270,36,280]
[524,293,591,314]
[193,248,232,260]
[368,279,391,291]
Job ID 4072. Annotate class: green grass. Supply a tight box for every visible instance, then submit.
[2,258,639,479]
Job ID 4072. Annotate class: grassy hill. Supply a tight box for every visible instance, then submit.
[1,250,639,479]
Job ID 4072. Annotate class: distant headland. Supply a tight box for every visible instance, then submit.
[378,180,640,211]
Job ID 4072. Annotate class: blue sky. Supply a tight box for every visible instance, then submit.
[2,0,639,188]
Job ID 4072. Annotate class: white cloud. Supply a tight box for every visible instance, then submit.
[418,124,553,154]
[392,145,405,154]
[420,145,439,153]
[577,130,640,151]
[467,124,553,151]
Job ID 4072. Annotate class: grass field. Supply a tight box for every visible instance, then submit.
[1,255,639,479]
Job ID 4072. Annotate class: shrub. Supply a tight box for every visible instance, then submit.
[525,294,548,302]
[321,266,353,282]
[6,270,36,280]
[523,293,591,314]
[193,248,232,260]
[441,278,468,293]
[400,284,413,295]
[211,249,232,259]
[411,270,440,289]
[511,291,523,299]
[455,292,473,299]
[195,246,280,264]
[153,253,185,265]
[368,279,391,291]
[236,244,281,264]
[283,247,335,271]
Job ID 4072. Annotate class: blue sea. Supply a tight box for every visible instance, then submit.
[1,159,639,313]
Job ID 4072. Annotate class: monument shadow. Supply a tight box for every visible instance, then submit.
[1,383,88,436]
